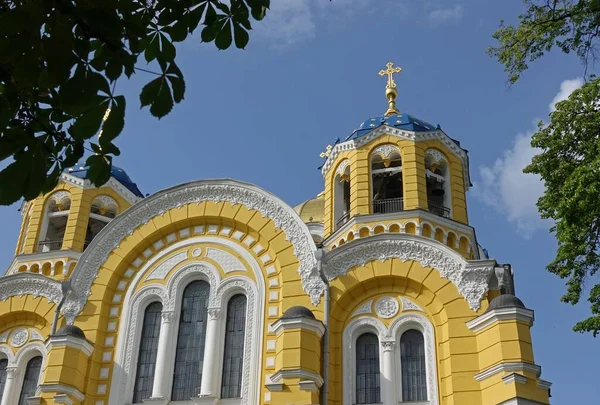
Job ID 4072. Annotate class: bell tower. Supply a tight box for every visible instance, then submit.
[320,62,475,258]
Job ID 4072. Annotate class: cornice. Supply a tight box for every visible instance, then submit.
[321,125,471,189]
[466,307,535,333]
[474,361,541,381]
[46,335,94,357]
[0,273,63,304]
[270,369,324,387]
[7,250,82,274]
[37,384,85,402]
[323,233,495,311]
[272,317,326,338]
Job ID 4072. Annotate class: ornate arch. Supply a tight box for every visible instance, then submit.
[322,233,495,310]
[0,274,63,305]
[165,263,220,310]
[64,180,321,322]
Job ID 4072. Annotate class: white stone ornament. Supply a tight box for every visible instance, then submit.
[375,297,399,318]
[372,144,400,159]
[425,148,446,164]
[206,248,246,273]
[400,297,423,312]
[0,330,8,343]
[0,274,63,305]
[11,328,29,347]
[147,252,187,280]
[29,329,45,341]
[351,299,373,317]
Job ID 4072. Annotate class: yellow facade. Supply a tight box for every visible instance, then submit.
[0,74,551,405]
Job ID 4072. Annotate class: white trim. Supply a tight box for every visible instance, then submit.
[272,317,325,338]
[466,307,534,333]
[52,394,74,405]
[474,362,541,382]
[498,398,549,405]
[320,126,471,189]
[66,179,320,323]
[537,379,552,390]
[2,342,48,405]
[110,239,265,405]
[37,384,85,401]
[503,373,527,385]
[324,234,495,311]
[45,335,94,357]
[59,173,142,206]
[7,250,81,275]
[270,369,324,387]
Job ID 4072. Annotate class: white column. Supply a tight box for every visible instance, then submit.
[199,308,221,397]
[380,341,396,405]
[151,311,176,399]
[1,367,19,405]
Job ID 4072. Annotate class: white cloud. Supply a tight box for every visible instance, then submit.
[254,0,316,48]
[427,5,463,24]
[474,79,584,237]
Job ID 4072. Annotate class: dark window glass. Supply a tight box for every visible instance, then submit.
[400,329,427,401]
[132,301,163,403]
[0,358,8,402]
[171,281,210,401]
[221,294,247,399]
[18,356,42,405]
[355,333,381,404]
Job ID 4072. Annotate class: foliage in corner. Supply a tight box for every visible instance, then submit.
[524,77,600,336]
[489,1,600,334]
[0,0,270,205]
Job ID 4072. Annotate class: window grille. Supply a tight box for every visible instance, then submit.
[18,356,42,405]
[132,301,163,403]
[0,358,8,402]
[400,330,427,401]
[171,281,210,401]
[355,333,381,404]
[221,294,247,399]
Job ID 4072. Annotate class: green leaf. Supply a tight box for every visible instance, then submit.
[160,33,176,61]
[140,77,163,107]
[233,22,249,49]
[167,75,185,103]
[100,95,126,146]
[0,158,27,205]
[215,21,233,50]
[68,101,109,140]
[145,32,160,63]
[150,78,174,118]
[201,24,218,43]
[169,16,189,42]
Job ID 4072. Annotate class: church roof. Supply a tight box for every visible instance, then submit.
[66,165,144,198]
[294,196,324,223]
[346,113,438,140]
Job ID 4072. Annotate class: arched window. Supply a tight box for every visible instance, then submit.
[38,192,71,252]
[85,196,118,250]
[371,145,403,214]
[400,330,427,402]
[132,301,163,403]
[425,149,451,218]
[18,356,42,405]
[334,161,351,229]
[0,358,8,401]
[172,281,210,401]
[356,333,381,404]
[221,294,247,399]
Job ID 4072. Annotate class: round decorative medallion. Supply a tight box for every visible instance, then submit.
[191,248,202,257]
[375,297,399,319]
[11,328,29,347]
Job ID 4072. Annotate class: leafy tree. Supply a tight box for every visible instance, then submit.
[489,0,600,335]
[0,0,269,205]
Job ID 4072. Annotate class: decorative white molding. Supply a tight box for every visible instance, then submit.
[498,398,549,405]
[29,329,44,341]
[49,190,71,204]
[46,335,94,358]
[474,362,541,382]
[0,330,9,343]
[11,328,28,347]
[205,247,246,273]
[93,195,118,209]
[65,179,320,323]
[0,273,63,305]
[37,384,85,402]
[375,297,399,318]
[146,252,188,280]
[400,297,424,312]
[537,379,552,390]
[372,144,401,159]
[52,394,74,405]
[343,314,439,405]
[320,126,471,190]
[424,149,447,165]
[335,160,350,177]
[272,317,326,338]
[351,299,373,317]
[7,250,81,275]
[503,373,528,385]
[323,234,495,311]
[166,263,220,310]
[270,369,324,387]
[466,307,535,333]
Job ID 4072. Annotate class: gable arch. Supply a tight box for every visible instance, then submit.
[322,233,494,311]
[63,179,321,323]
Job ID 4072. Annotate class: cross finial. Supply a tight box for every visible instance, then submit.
[378,62,402,116]
[379,62,402,89]
[320,145,333,159]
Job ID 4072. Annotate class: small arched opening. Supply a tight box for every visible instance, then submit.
[425,149,452,218]
[85,196,118,250]
[334,161,351,230]
[371,144,403,214]
[38,192,71,252]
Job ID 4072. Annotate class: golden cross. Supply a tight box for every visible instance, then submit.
[320,145,333,159]
[379,62,402,89]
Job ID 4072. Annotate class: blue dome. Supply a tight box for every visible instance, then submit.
[66,165,144,198]
[347,113,438,140]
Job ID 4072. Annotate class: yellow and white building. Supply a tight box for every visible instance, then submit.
[0,64,551,405]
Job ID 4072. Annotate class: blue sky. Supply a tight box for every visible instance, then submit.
[1,0,597,402]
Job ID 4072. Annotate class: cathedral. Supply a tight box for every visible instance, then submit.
[0,63,552,405]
